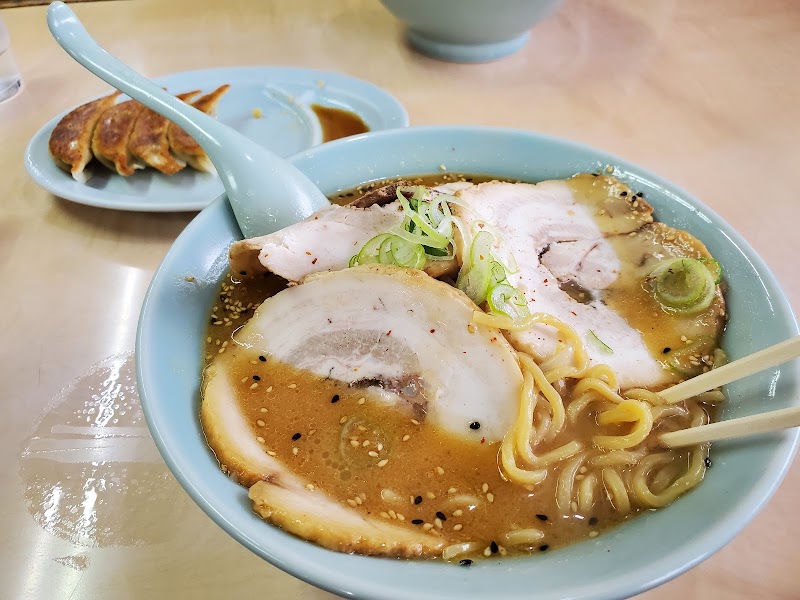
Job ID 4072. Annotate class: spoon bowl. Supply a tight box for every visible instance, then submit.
[46,1,329,237]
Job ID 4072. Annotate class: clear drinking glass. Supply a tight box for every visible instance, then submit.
[0,16,22,102]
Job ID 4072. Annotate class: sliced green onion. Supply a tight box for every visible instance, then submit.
[649,258,716,313]
[353,233,425,269]
[457,260,492,306]
[699,257,723,284]
[487,284,530,320]
[490,261,507,287]
[397,191,449,248]
[588,329,614,354]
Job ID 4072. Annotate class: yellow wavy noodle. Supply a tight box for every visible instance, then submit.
[481,309,716,518]
[577,472,598,512]
[556,452,588,512]
[589,450,646,467]
[602,468,631,514]
[594,400,654,450]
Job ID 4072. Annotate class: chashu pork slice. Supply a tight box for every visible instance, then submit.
[449,176,723,389]
[202,265,523,556]
[228,186,458,282]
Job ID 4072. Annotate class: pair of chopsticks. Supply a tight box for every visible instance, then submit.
[657,337,800,448]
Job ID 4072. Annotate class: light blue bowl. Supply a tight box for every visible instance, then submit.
[137,126,799,600]
[379,0,562,63]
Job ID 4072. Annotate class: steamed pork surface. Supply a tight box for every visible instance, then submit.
[202,265,523,555]
[228,196,457,281]
[449,175,724,388]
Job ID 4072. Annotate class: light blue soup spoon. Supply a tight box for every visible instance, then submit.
[46,1,330,237]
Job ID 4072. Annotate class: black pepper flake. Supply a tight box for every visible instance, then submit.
[469,421,481,430]
[414,495,423,505]
[490,541,499,554]
[436,511,447,521]
[252,375,261,381]
[662,347,671,354]
[704,457,712,468]
[291,433,302,441]
[258,355,267,362]
[588,517,598,526]
[459,559,473,566]
[411,519,424,525]
[636,192,644,198]
[331,394,340,404]
[239,271,247,276]
[539,544,549,552]
[536,514,548,521]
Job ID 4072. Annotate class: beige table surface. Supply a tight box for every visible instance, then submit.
[2,0,799,598]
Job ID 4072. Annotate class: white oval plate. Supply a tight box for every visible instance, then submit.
[24,66,408,212]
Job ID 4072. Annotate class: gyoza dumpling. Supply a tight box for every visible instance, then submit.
[48,91,120,183]
[128,90,200,175]
[167,84,230,173]
[91,99,145,176]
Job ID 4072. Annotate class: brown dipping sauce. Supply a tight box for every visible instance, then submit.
[311,104,369,142]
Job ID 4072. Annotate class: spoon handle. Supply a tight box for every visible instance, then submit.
[47,1,330,237]
[47,1,223,156]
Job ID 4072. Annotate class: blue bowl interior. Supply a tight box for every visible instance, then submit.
[137,127,799,600]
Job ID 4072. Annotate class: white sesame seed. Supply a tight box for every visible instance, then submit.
[487,493,494,503]
[308,429,316,436]
[340,416,348,424]
[589,531,599,538]
[571,501,578,512]
[306,484,315,491]
[368,451,379,457]
[240,376,249,383]
[266,450,277,456]
[256,419,265,427]
[436,466,445,475]
[355,496,363,505]
[482,483,489,493]
[292,447,299,455]
[377,443,384,451]
[260,407,267,413]
[397,513,405,521]
[411,419,421,425]
[453,524,463,531]
[249,382,259,389]
[483,547,492,557]
[362,440,370,447]
[347,499,357,507]
[426,492,436,499]
[453,509,463,517]
[377,459,389,468]
[256,436,265,443]
[350,440,360,447]
[266,386,273,392]
[389,509,397,519]
[434,518,443,529]
[380,511,390,519]
[423,523,434,531]
[357,397,366,405]
[402,434,410,442]
[288,383,297,389]
[448,487,457,494]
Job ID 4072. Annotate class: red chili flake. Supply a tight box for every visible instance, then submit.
[490,337,497,342]
[386,330,392,336]
[314,216,319,220]
[480,437,486,444]
[570,311,577,316]
[430,329,436,333]
[596,269,601,273]
[312,258,318,264]
[305,251,312,255]
[543,279,548,283]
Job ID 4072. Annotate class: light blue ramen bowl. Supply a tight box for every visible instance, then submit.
[137,126,799,600]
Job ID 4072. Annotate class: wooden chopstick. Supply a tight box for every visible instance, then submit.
[658,336,800,404]
[660,405,800,448]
